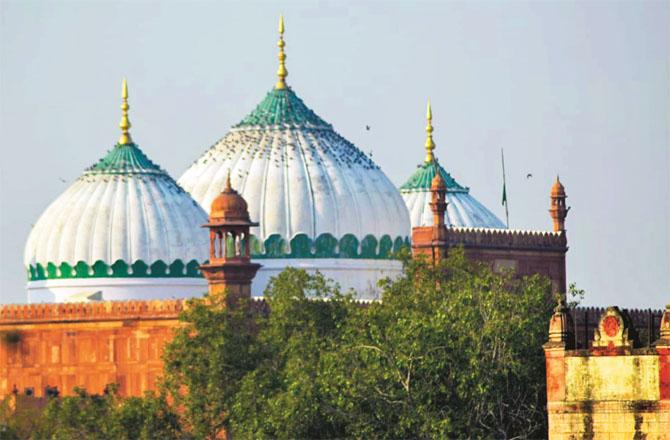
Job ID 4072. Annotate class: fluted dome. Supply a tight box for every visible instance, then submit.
[179,87,409,242]
[401,160,506,229]
[179,86,410,298]
[24,141,209,303]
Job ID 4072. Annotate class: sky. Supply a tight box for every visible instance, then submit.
[0,0,668,307]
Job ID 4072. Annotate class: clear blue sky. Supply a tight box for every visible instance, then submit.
[1,0,668,307]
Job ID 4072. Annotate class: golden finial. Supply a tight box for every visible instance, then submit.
[275,14,288,90]
[424,100,435,163]
[118,78,132,145]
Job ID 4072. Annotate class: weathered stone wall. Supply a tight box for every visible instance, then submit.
[545,304,670,439]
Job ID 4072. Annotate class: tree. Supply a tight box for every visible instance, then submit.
[0,394,43,440]
[164,249,554,439]
[31,386,182,440]
[162,294,259,439]
[325,249,553,439]
[229,268,357,439]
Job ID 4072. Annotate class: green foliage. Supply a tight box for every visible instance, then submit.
[0,395,43,439]
[229,269,357,439]
[163,249,553,439]
[5,386,182,440]
[567,282,586,308]
[162,294,259,439]
[327,249,553,439]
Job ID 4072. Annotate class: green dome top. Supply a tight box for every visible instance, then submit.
[234,87,332,129]
[86,143,165,176]
[400,160,468,193]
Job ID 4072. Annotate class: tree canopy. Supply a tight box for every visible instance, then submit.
[163,249,553,439]
[1,386,181,440]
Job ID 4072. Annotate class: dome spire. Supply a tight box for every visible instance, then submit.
[118,78,133,145]
[275,14,288,90]
[424,100,435,163]
[225,169,232,192]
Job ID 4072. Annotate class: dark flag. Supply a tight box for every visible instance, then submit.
[501,148,509,228]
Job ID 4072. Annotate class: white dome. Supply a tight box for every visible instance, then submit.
[178,87,410,297]
[401,161,506,229]
[179,87,410,242]
[24,143,209,302]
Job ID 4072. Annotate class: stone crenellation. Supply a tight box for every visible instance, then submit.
[570,306,664,349]
[0,300,185,324]
[447,227,567,251]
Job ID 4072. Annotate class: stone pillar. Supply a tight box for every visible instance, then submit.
[543,298,573,438]
[657,305,670,401]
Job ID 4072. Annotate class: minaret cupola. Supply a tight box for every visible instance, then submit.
[200,173,261,305]
[550,176,569,232]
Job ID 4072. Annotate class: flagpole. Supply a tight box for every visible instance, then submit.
[501,148,510,228]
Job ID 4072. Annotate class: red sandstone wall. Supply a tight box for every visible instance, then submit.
[412,227,569,295]
[463,248,566,294]
[0,301,183,398]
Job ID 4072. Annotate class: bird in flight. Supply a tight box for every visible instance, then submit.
[365,125,371,131]
[526,173,533,179]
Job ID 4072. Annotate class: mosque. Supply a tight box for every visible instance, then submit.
[5,18,670,439]
[23,16,538,304]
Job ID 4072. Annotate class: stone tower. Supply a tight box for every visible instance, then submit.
[200,174,261,305]
[549,176,569,233]
[412,166,449,264]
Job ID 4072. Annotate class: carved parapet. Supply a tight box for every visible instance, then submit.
[0,299,184,324]
[570,306,664,349]
[656,304,670,347]
[546,298,575,349]
[447,227,567,252]
[592,306,638,353]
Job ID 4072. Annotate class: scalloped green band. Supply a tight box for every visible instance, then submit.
[27,233,410,281]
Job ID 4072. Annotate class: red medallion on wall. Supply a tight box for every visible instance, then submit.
[603,315,620,337]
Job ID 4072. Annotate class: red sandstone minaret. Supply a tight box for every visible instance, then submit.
[549,176,569,232]
[412,165,449,263]
[200,174,261,305]
[429,169,448,253]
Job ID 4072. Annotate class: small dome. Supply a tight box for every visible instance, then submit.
[24,80,209,303]
[551,176,566,197]
[401,160,506,229]
[401,102,505,230]
[24,143,209,279]
[210,175,251,223]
